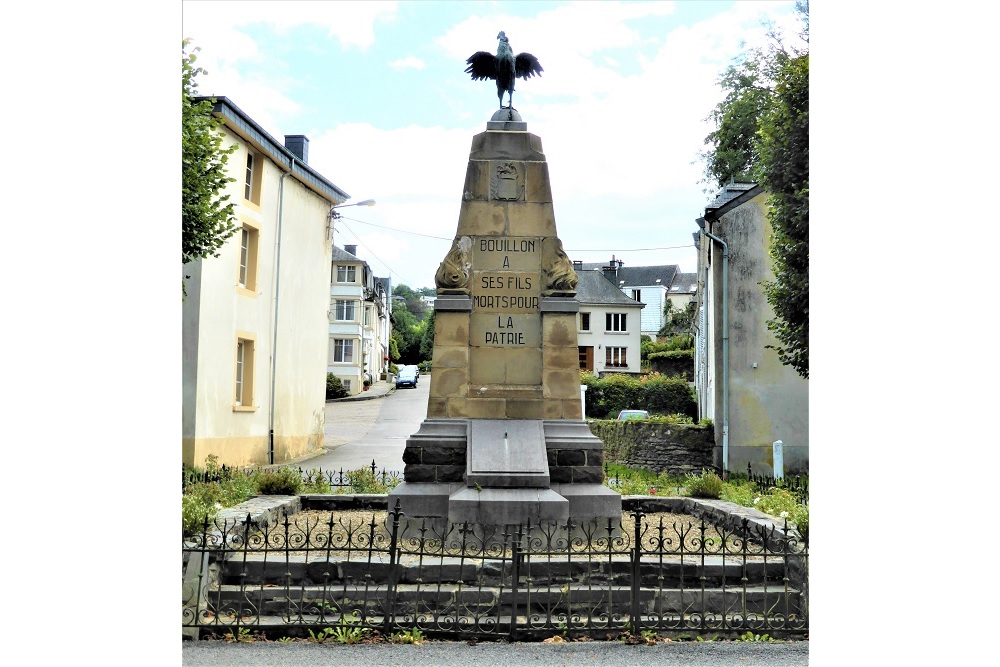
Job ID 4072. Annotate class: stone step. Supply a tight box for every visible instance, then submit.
[195,582,803,619]
[218,553,791,588]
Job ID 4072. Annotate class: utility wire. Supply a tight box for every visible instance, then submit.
[335,219,417,287]
[339,216,695,253]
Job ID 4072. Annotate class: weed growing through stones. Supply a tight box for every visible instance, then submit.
[389,628,424,645]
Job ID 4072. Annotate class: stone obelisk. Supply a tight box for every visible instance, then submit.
[388,110,621,529]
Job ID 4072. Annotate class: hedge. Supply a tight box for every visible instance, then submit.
[582,372,697,420]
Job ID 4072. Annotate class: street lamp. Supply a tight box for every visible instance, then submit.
[328,199,375,240]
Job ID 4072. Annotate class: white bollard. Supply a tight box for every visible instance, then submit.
[580,384,588,419]
[772,440,784,479]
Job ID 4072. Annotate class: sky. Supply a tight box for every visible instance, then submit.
[182,0,806,290]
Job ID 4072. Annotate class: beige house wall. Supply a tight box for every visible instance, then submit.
[699,190,808,475]
[183,123,336,468]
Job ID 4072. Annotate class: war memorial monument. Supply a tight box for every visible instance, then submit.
[387,32,622,531]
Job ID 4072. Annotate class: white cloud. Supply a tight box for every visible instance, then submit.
[389,56,426,70]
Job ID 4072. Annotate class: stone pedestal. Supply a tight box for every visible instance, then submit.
[388,117,621,531]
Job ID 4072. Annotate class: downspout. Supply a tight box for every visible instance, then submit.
[269,157,295,465]
[702,227,729,476]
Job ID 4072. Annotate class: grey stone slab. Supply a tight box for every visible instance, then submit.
[448,487,568,525]
[433,296,473,311]
[387,481,462,519]
[467,419,549,488]
[552,483,622,520]
[543,420,606,450]
[539,297,580,312]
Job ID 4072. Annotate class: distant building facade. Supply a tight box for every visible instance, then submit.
[574,269,645,375]
[328,244,391,394]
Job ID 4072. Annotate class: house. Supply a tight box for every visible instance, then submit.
[574,269,645,375]
[183,97,350,468]
[694,181,808,476]
[328,245,391,394]
[574,258,694,338]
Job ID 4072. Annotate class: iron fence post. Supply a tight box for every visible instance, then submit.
[383,499,403,636]
[510,523,523,641]
[629,508,644,635]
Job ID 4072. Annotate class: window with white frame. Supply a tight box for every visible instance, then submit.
[334,300,356,321]
[342,379,352,393]
[333,339,354,363]
[336,265,357,283]
[606,346,627,368]
[579,312,591,331]
[606,312,627,332]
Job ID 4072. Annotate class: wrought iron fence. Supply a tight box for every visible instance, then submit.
[183,460,403,493]
[745,464,808,504]
[182,501,807,640]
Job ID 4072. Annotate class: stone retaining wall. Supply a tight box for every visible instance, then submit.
[588,420,714,475]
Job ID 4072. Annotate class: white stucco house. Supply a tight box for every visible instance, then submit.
[328,245,391,395]
[183,96,350,468]
[575,259,695,338]
[574,269,645,375]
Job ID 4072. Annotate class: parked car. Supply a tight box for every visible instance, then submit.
[396,366,418,389]
[616,409,649,421]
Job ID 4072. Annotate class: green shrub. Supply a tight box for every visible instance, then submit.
[254,468,304,495]
[182,493,221,535]
[326,373,348,399]
[721,480,757,507]
[418,360,432,373]
[792,504,809,542]
[339,467,401,494]
[686,471,724,499]
[754,487,799,519]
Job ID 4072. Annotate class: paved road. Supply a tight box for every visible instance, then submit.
[293,378,429,474]
[182,638,810,666]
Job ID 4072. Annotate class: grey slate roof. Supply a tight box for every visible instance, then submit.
[670,272,698,294]
[574,261,678,289]
[704,181,765,220]
[575,270,645,308]
[331,246,362,262]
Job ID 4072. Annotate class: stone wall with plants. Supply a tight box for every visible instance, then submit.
[648,350,694,381]
[589,419,714,476]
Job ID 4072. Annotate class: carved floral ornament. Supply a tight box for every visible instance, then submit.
[434,236,473,294]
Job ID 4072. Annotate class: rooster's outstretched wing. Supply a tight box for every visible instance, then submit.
[465,52,498,81]
[514,53,543,80]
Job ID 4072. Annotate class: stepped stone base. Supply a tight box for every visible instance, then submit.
[388,418,621,532]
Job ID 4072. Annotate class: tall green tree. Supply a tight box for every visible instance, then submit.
[700,2,809,378]
[759,53,808,378]
[182,39,238,267]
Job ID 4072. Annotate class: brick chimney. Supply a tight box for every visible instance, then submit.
[284,135,309,163]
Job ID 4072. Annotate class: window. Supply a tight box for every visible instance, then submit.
[333,338,354,363]
[606,313,627,332]
[342,379,352,393]
[237,223,259,291]
[242,150,263,205]
[579,312,590,331]
[334,300,356,321]
[234,337,256,407]
[606,346,627,368]
[364,305,372,327]
[336,265,357,283]
[631,289,641,302]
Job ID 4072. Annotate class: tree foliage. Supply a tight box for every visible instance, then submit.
[759,52,809,377]
[700,2,809,378]
[182,39,238,266]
